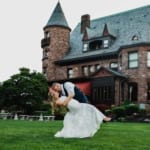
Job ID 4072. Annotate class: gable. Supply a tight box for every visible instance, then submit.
[91,67,127,79]
[92,68,114,78]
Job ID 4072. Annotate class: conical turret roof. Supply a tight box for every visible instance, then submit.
[44,2,70,30]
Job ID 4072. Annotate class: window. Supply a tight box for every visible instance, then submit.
[128,52,138,68]
[96,64,100,70]
[147,82,150,101]
[83,43,88,52]
[43,67,47,77]
[83,38,110,52]
[119,55,122,70]
[147,51,150,67]
[82,64,101,76]
[43,51,48,58]
[128,82,138,102]
[92,86,113,104]
[44,31,50,38]
[89,40,102,50]
[89,65,95,73]
[82,66,89,76]
[132,35,138,41]
[67,68,74,78]
[110,62,118,70]
[103,39,109,48]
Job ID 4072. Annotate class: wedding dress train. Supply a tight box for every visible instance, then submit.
[54,96,106,138]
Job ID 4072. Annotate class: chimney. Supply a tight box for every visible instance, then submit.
[81,14,90,34]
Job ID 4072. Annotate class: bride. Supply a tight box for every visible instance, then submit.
[50,89,111,138]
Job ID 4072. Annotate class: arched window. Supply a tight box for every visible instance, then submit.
[132,35,138,41]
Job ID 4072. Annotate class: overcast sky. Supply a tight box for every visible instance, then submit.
[0,0,149,82]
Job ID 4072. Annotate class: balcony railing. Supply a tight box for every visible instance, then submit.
[41,37,50,48]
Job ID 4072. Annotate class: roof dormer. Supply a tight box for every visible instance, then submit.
[82,23,116,52]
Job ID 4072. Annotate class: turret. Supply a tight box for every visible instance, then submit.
[41,2,71,81]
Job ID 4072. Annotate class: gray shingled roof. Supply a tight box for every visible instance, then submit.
[44,2,70,29]
[60,5,150,62]
[106,68,127,78]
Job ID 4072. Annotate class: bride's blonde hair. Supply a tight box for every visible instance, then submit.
[48,88,60,114]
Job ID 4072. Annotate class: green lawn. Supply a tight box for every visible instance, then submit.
[0,120,149,150]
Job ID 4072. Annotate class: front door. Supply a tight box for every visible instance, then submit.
[91,77,115,105]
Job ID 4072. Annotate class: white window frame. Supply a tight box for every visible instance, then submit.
[103,39,109,48]
[83,43,88,52]
[147,51,150,67]
[128,52,138,68]
[68,69,74,78]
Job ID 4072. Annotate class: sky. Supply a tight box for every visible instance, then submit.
[0,0,149,82]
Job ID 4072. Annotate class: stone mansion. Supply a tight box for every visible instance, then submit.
[41,2,150,107]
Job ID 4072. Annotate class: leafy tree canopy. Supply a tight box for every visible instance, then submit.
[0,67,49,114]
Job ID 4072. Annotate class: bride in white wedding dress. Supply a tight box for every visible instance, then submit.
[51,90,111,138]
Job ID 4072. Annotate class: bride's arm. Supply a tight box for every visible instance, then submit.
[62,95,73,106]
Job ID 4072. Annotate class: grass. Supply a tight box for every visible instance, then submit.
[0,120,149,150]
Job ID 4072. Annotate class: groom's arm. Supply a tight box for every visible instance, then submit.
[56,82,75,106]
[64,82,75,98]
[56,94,73,106]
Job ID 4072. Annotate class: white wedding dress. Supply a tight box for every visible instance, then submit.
[54,96,106,138]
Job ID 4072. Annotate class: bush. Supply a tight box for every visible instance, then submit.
[39,104,51,111]
[122,100,131,105]
[125,104,139,115]
[112,106,126,118]
[139,109,146,116]
[105,109,112,116]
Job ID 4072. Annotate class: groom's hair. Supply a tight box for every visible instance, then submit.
[51,82,59,89]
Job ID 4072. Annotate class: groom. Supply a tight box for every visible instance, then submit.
[51,81,88,103]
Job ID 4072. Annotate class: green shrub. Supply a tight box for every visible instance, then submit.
[139,109,146,116]
[105,109,112,116]
[122,100,131,105]
[112,106,125,118]
[39,104,51,111]
[125,104,139,115]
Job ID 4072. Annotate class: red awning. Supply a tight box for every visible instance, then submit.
[75,82,91,96]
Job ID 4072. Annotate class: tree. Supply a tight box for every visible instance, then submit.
[0,67,49,114]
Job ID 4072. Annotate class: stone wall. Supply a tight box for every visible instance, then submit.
[119,45,150,103]
[42,26,70,81]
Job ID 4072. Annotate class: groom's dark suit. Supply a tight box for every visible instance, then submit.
[62,82,88,103]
